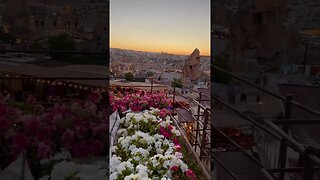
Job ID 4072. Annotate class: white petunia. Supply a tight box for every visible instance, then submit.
[174,152,183,159]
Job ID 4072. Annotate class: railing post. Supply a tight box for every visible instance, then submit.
[194,92,202,150]
[278,94,292,180]
[200,108,209,159]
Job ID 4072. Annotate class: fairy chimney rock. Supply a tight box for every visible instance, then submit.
[181,48,204,86]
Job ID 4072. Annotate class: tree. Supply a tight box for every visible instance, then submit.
[212,55,231,84]
[125,72,134,81]
[47,34,75,61]
[146,71,154,77]
[171,78,182,88]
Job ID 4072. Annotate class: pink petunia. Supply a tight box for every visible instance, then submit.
[170,165,179,172]
[89,91,101,103]
[186,169,196,180]
[37,142,51,159]
[173,137,179,145]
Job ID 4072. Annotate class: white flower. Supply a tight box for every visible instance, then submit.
[110,146,117,153]
[163,160,170,168]
[155,141,162,149]
[123,160,134,170]
[112,109,192,180]
[174,152,183,159]
[124,174,138,180]
[126,113,134,121]
[116,162,126,173]
[117,128,128,136]
[40,150,71,165]
[110,155,121,168]
[110,172,118,180]
[180,162,188,172]
[133,156,141,161]
[156,148,163,154]
[136,164,148,172]
[129,144,137,151]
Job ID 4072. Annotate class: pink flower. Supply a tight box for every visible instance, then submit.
[186,169,196,180]
[37,142,51,159]
[175,144,181,151]
[160,127,171,138]
[89,91,101,103]
[159,111,166,118]
[61,129,75,147]
[173,137,179,145]
[10,133,29,156]
[170,165,179,172]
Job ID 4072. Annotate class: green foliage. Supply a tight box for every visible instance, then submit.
[125,72,134,81]
[47,34,75,61]
[171,78,182,88]
[179,136,206,180]
[212,55,231,84]
[146,71,154,77]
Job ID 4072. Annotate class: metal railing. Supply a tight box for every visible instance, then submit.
[211,65,320,180]
[110,80,212,179]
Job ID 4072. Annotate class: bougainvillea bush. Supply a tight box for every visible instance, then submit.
[0,91,108,178]
[110,108,197,180]
[109,87,173,114]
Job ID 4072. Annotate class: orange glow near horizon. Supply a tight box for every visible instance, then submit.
[110,0,210,56]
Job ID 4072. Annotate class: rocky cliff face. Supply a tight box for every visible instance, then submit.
[181,48,207,86]
[215,0,320,30]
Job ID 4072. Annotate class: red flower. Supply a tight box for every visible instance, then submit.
[170,165,179,172]
[186,169,196,180]
[160,127,171,138]
[173,137,179,145]
[159,111,166,118]
[89,91,101,103]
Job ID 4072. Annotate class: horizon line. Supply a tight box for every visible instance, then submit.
[110,47,211,57]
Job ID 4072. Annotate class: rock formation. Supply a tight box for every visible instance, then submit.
[181,48,206,86]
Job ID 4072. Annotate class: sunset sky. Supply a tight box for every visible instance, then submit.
[110,0,210,56]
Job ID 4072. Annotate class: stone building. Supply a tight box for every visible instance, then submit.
[1,0,107,51]
[213,0,304,74]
